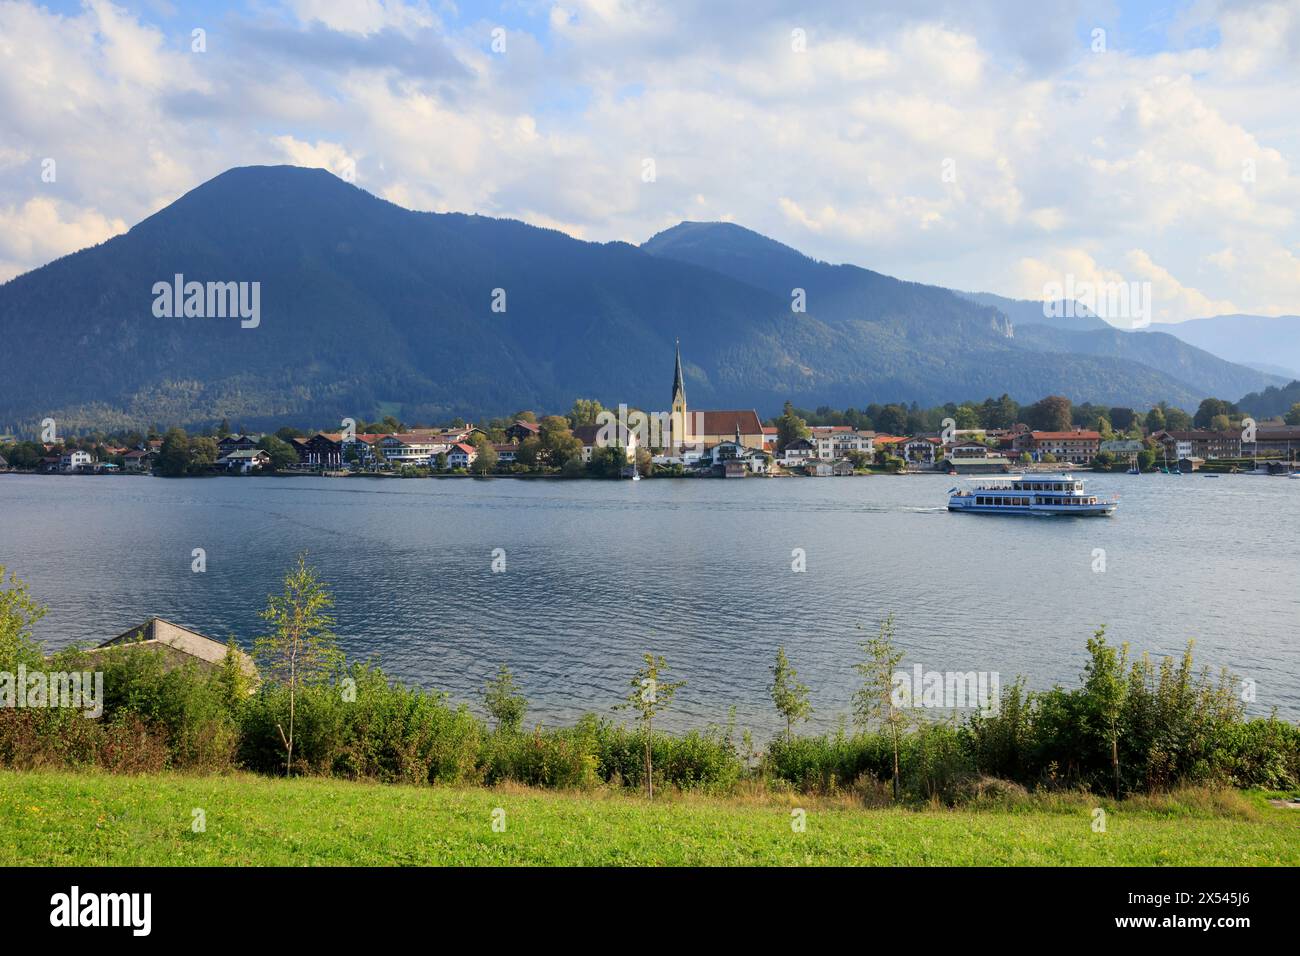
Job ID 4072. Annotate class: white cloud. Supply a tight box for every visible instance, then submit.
[0,0,1297,323]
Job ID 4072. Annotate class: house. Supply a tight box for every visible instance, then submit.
[572,423,638,464]
[491,443,518,463]
[1012,430,1102,465]
[761,426,778,451]
[217,434,258,455]
[121,448,155,473]
[832,460,855,476]
[779,437,817,466]
[810,426,873,460]
[943,440,1013,474]
[1152,430,1241,461]
[899,436,942,467]
[1246,427,1300,459]
[379,432,448,465]
[217,448,271,473]
[1099,439,1144,465]
[38,455,61,473]
[59,450,94,473]
[1178,456,1205,473]
[294,432,344,469]
[505,420,541,443]
[447,442,477,468]
[88,617,257,680]
[722,460,747,478]
[804,461,833,477]
[743,449,771,474]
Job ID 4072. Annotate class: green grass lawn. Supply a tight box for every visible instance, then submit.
[2,770,1296,866]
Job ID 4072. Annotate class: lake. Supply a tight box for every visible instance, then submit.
[1,472,1297,734]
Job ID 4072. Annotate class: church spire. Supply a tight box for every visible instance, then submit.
[671,338,686,408]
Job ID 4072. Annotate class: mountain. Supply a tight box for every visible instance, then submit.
[0,169,1273,432]
[1152,314,1300,381]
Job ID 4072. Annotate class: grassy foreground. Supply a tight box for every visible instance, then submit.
[3,771,1297,866]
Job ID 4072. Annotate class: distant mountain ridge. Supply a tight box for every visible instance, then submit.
[0,167,1281,432]
[1152,314,1300,380]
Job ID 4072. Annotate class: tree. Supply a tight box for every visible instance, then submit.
[257,434,299,471]
[1082,625,1129,798]
[615,653,685,799]
[1286,404,1300,426]
[513,410,538,424]
[1027,395,1072,432]
[473,442,496,476]
[515,436,542,467]
[1109,407,1136,431]
[483,665,527,734]
[769,645,811,742]
[853,615,908,800]
[187,436,219,474]
[252,554,342,776]
[217,417,231,437]
[1145,406,1166,433]
[1194,398,1235,429]
[539,415,581,468]
[0,565,46,672]
[157,427,191,477]
[568,399,604,427]
[1210,413,1231,432]
[874,403,909,436]
[776,401,811,448]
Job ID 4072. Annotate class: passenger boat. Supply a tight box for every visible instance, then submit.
[947,474,1118,516]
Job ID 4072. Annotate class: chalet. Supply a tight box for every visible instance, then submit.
[831,460,855,476]
[572,423,638,464]
[59,450,94,473]
[492,443,518,463]
[217,434,258,455]
[294,432,344,469]
[805,461,833,477]
[447,442,477,468]
[88,617,257,680]
[505,420,541,443]
[899,436,942,466]
[1100,439,1144,465]
[779,437,817,466]
[38,455,61,474]
[216,448,271,473]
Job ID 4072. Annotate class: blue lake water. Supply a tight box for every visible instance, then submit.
[1,472,1297,735]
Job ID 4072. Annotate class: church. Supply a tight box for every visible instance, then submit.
[666,341,765,453]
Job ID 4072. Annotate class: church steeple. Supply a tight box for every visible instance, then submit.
[671,338,686,408]
[670,339,688,449]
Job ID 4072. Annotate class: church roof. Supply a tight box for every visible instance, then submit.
[697,410,763,436]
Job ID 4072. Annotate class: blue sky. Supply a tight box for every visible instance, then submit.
[1,0,1297,321]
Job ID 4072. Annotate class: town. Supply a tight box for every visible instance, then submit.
[3,346,1299,480]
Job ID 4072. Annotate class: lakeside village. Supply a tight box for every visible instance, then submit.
[4,345,1300,481]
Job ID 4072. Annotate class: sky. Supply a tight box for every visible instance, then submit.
[1,0,1298,322]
